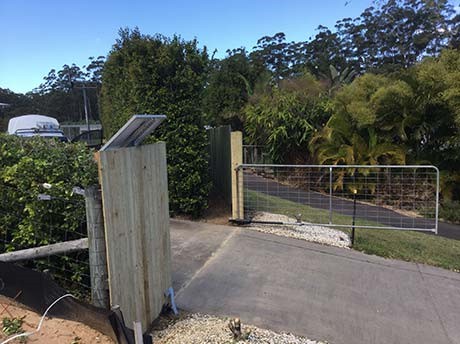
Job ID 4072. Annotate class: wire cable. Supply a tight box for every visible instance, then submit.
[0,293,75,344]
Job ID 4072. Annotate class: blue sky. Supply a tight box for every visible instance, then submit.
[0,0,371,94]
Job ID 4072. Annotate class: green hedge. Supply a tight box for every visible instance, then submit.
[101,29,210,217]
[0,134,97,296]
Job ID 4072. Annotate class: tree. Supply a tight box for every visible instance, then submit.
[101,28,210,216]
[402,49,460,171]
[336,0,456,72]
[33,57,105,123]
[333,73,415,141]
[304,26,348,78]
[0,57,105,129]
[0,88,35,116]
[309,51,460,198]
[244,73,331,164]
[203,48,260,129]
[250,32,291,80]
[309,73,409,191]
[310,113,406,192]
[310,114,406,166]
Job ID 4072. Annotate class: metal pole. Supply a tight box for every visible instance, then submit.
[329,167,333,224]
[85,185,109,309]
[133,321,144,344]
[351,190,357,246]
[240,167,245,220]
[435,167,439,235]
[236,167,241,219]
[82,86,91,134]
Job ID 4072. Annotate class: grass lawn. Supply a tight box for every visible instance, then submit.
[245,190,460,271]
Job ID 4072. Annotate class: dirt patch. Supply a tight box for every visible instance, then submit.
[0,295,114,344]
[200,193,232,225]
[174,194,232,226]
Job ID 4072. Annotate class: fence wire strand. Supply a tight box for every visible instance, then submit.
[0,182,91,299]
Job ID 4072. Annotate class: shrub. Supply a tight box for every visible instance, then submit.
[0,134,97,295]
[244,74,331,164]
[101,28,210,217]
[0,135,97,249]
[440,200,460,224]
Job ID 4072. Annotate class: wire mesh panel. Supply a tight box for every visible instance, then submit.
[236,164,439,232]
[0,182,91,299]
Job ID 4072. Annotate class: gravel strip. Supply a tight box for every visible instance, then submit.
[246,212,351,248]
[152,313,325,344]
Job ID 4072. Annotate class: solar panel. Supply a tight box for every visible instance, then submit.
[100,114,166,151]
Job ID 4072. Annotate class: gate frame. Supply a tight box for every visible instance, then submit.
[234,164,440,234]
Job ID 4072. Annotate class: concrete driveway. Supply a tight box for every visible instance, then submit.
[171,219,460,344]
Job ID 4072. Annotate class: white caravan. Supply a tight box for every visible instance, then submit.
[7,115,68,141]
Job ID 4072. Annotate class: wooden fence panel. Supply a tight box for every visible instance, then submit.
[208,125,232,205]
[99,142,171,329]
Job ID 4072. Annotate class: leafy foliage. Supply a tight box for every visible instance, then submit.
[440,200,460,224]
[0,135,97,250]
[396,50,460,171]
[203,0,458,159]
[250,32,294,79]
[320,65,357,96]
[310,115,406,167]
[335,0,456,72]
[203,49,262,130]
[2,316,25,339]
[310,73,410,191]
[309,50,460,199]
[0,134,97,295]
[333,74,414,137]
[244,74,331,163]
[101,28,211,216]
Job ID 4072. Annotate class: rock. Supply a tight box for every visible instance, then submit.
[248,212,351,248]
[151,313,324,344]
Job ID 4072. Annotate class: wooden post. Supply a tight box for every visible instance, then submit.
[99,143,171,329]
[85,185,109,309]
[231,131,243,219]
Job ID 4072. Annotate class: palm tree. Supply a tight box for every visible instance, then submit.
[310,113,406,191]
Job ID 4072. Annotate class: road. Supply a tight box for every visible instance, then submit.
[244,173,460,240]
[172,219,460,344]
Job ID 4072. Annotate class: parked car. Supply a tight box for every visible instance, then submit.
[7,114,69,142]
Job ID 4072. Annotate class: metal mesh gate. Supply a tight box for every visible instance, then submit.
[235,165,439,233]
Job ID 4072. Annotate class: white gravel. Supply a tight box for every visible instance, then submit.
[247,212,351,248]
[152,313,325,344]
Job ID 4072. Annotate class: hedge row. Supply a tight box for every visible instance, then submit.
[101,29,211,217]
[0,134,97,296]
